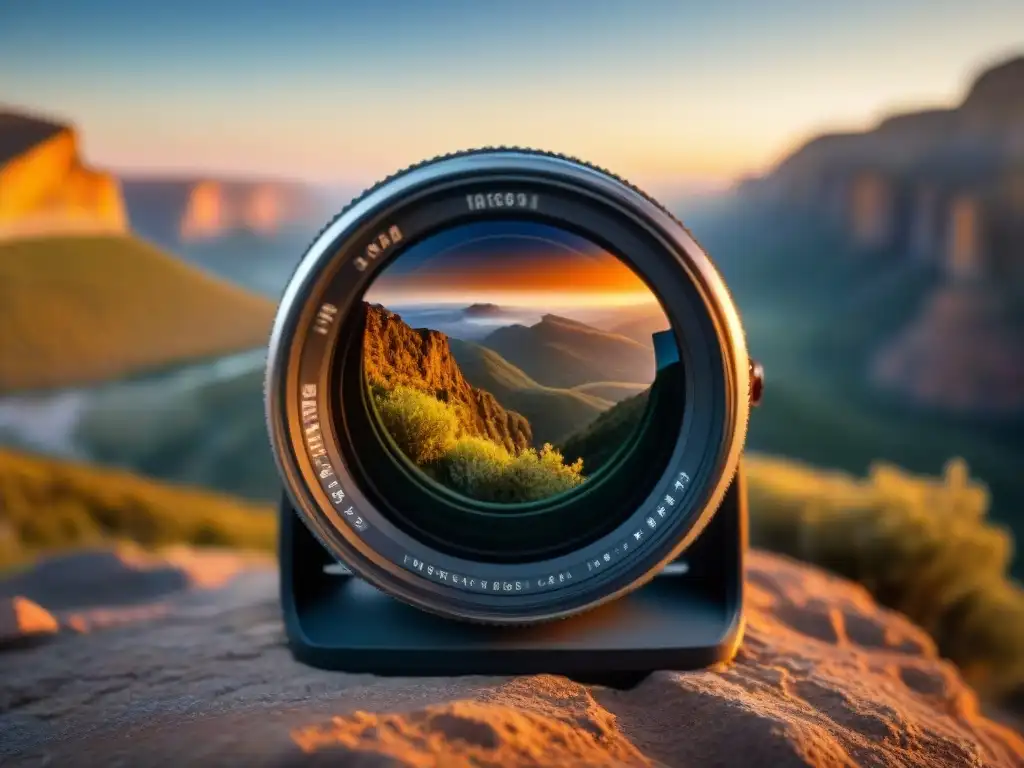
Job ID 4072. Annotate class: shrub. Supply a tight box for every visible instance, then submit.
[501,444,585,502]
[746,454,1024,702]
[438,439,585,503]
[437,436,512,501]
[0,448,275,570]
[373,385,460,465]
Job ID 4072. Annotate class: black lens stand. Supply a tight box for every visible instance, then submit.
[279,466,746,685]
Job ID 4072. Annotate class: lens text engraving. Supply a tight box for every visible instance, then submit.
[312,303,338,336]
[466,192,539,211]
[299,383,368,532]
[354,225,403,271]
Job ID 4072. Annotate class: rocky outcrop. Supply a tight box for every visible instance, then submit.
[363,303,533,453]
[1,547,1021,766]
[120,177,329,245]
[869,282,1024,413]
[0,111,127,240]
[0,597,58,648]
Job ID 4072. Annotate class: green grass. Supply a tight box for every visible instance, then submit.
[0,447,274,569]
[746,453,1024,703]
[0,235,276,393]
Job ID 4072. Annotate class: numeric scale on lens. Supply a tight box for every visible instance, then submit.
[266,149,761,680]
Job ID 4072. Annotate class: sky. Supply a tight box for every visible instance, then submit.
[365,220,656,308]
[1,1,1021,195]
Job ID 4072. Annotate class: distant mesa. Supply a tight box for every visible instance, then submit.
[0,109,127,240]
[119,176,330,245]
[461,303,508,318]
[741,54,1024,284]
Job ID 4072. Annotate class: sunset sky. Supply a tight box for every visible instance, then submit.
[365,220,657,308]
[1,1,1021,196]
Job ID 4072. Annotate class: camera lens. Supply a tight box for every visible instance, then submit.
[266,149,751,625]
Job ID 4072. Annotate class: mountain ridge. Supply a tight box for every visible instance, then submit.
[481,313,656,389]
[0,235,276,393]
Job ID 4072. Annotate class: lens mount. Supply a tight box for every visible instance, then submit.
[266,148,750,625]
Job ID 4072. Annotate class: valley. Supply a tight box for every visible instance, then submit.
[359,301,664,503]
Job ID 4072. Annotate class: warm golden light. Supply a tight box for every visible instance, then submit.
[370,247,652,303]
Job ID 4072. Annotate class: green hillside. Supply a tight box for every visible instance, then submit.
[0,235,276,393]
[558,388,650,473]
[571,381,648,403]
[0,448,274,569]
[449,339,614,445]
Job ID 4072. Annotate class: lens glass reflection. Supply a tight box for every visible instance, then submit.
[360,219,675,507]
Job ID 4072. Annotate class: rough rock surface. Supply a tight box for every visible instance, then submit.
[0,548,1021,767]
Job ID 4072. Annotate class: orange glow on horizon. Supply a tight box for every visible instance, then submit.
[367,290,659,309]
[370,248,654,297]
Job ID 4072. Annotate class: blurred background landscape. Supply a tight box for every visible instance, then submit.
[0,1,1022,708]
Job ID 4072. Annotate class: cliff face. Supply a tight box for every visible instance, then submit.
[745,55,1024,281]
[120,178,328,245]
[740,55,1024,415]
[0,111,127,240]
[362,303,533,454]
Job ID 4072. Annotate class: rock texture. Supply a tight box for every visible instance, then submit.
[364,302,533,453]
[0,110,127,240]
[1,547,1021,767]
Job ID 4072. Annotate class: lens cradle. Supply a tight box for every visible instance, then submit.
[267,150,751,636]
[278,460,747,680]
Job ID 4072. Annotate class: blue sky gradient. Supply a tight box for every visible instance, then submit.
[1,1,1020,191]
